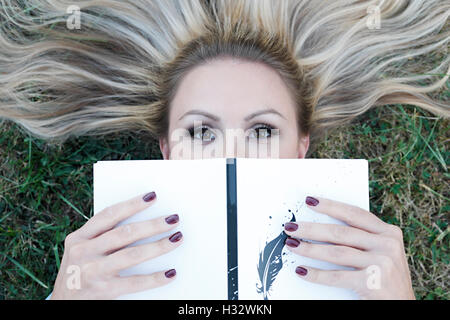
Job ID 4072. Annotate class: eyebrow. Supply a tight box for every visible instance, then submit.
[178,110,220,122]
[244,108,286,121]
[178,108,286,122]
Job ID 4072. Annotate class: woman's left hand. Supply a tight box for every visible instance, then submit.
[283,196,415,300]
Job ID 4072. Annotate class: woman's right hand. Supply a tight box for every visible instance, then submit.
[50,191,183,299]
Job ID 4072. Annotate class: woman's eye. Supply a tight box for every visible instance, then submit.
[188,126,216,142]
[247,125,275,140]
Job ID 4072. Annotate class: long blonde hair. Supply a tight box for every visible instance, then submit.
[0,0,448,149]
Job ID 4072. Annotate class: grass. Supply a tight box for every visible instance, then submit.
[0,125,163,299]
[0,102,448,300]
[313,105,449,300]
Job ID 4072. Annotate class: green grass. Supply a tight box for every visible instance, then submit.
[313,105,449,300]
[0,103,448,300]
[0,125,163,299]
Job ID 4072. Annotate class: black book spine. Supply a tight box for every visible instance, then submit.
[226,158,238,300]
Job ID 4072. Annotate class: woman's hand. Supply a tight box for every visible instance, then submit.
[283,196,415,300]
[51,191,183,299]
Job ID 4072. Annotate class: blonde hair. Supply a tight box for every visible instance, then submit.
[0,0,448,149]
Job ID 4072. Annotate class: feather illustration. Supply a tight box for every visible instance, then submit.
[256,213,296,300]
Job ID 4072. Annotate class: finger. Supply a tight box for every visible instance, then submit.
[294,265,366,291]
[90,214,180,254]
[79,191,157,239]
[284,221,380,250]
[113,269,177,297]
[103,231,184,273]
[285,237,373,269]
[305,196,388,234]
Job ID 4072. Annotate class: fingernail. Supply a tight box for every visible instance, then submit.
[143,191,156,202]
[285,237,300,248]
[295,266,308,276]
[169,231,183,242]
[284,222,298,232]
[165,214,179,225]
[305,196,319,206]
[165,269,176,278]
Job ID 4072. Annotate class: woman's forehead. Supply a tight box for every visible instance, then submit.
[170,58,297,122]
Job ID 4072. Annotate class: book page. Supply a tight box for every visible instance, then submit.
[93,159,228,299]
[236,158,369,300]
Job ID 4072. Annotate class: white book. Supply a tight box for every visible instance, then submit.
[93,158,369,300]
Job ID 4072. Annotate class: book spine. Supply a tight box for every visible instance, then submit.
[226,158,238,300]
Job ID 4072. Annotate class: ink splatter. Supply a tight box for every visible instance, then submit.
[256,212,296,300]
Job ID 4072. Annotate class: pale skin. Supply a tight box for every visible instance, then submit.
[51,57,414,299]
[51,192,183,299]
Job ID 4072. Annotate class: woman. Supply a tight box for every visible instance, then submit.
[0,0,448,299]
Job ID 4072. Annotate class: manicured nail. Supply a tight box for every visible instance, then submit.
[305,196,319,206]
[165,214,179,225]
[284,222,298,232]
[295,266,308,276]
[285,237,300,248]
[165,269,176,278]
[143,191,156,202]
[169,231,183,242]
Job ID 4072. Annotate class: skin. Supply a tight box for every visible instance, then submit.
[51,58,414,299]
[51,192,183,299]
[285,197,414,299]
[159,57,309,160]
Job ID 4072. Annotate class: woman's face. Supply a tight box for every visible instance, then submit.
[159,58,309,159]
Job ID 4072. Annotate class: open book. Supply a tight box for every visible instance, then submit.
[93,158,369,300]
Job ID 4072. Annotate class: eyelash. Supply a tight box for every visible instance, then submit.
[251,123,276,137]
[187,125,216,143]
[187,123,278,143]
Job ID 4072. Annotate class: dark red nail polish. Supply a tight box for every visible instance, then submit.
[306,196,319,206]
[165,269,176,278]
[169,231,183,242]
[165,214,179,225]
[295,266,308,276]
[284,222,298,232]
[143,191,156,202]
[285,237,300,248]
